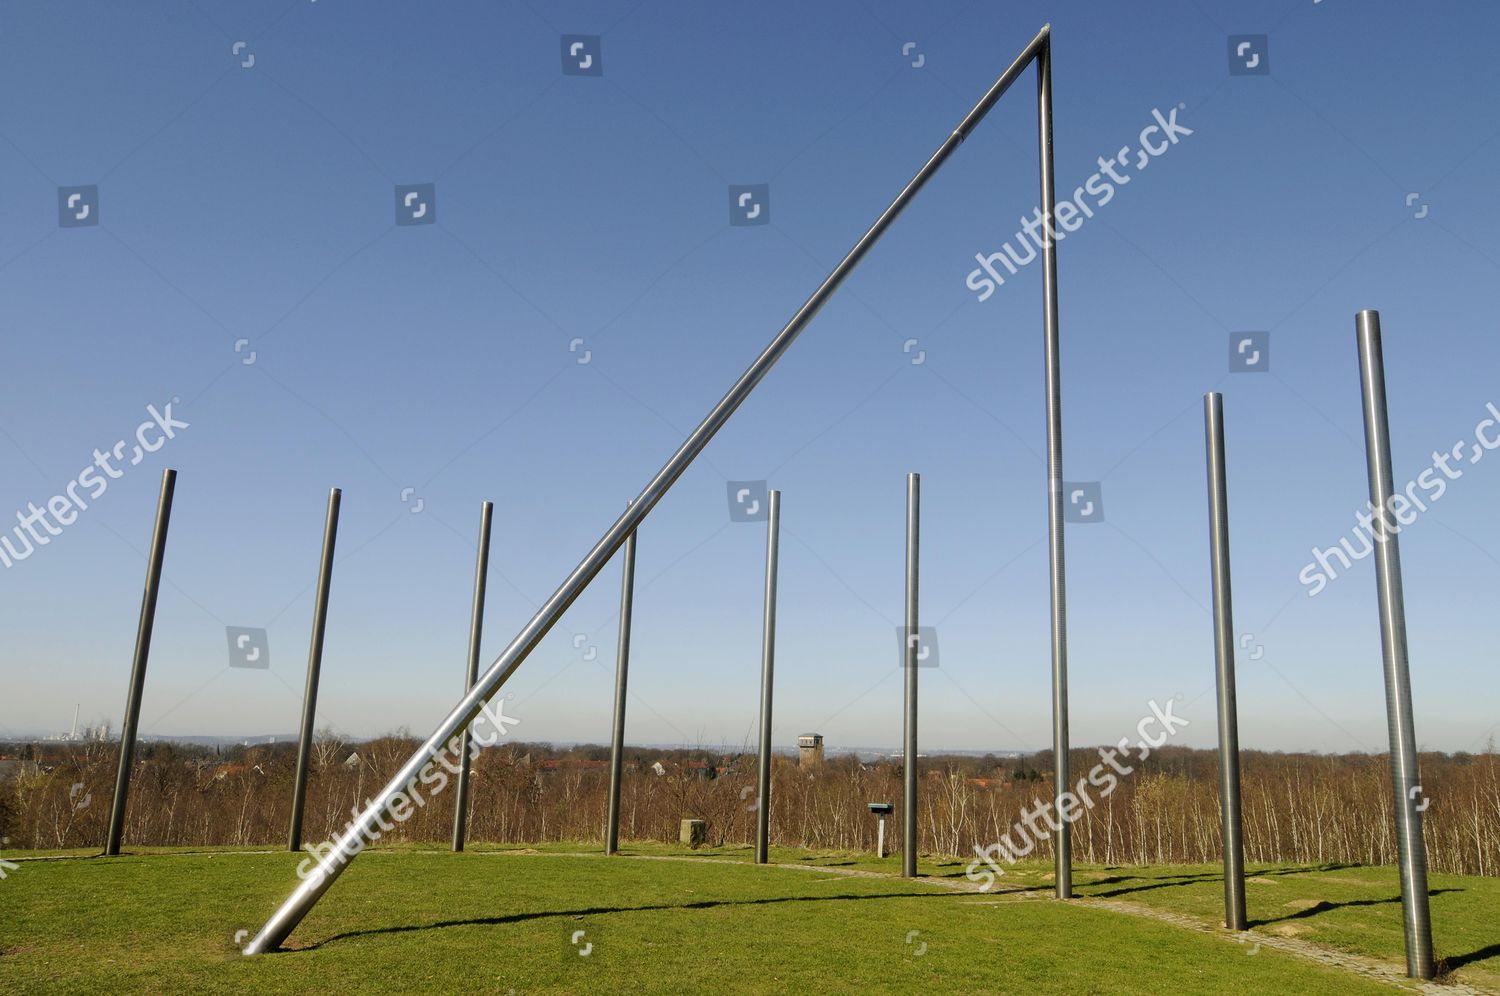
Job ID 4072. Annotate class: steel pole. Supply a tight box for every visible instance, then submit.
[288,488,341,852]
[605,513,638,855]
[903,473,920,877]
[104,467,176,856]
[754,490,781,864]
[1355,310,1434,980]
[1203,393,1247,931]
[243,25,1053,953]
[1036,32,1071,901]
[452,500,493,852]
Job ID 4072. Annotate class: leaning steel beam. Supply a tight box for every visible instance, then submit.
[902,472,920,878]
[604,510,638,855]
[288,487,342,852]
[1203,393,1246,931]
[754,490,781,864]
[243,23,1057,953]
[1355,310,1434,979]
[105,467,176,856]
[451,499,493,852]
[1036,29,1072,901]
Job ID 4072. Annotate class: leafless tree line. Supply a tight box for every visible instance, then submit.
[4,738,1498,876]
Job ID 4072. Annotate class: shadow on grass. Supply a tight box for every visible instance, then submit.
[1438,941,1500,975]
[296,890,948,951]
[1074,863,1366,899]
[1249,889,1462,928]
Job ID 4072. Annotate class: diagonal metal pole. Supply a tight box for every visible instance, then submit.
[105,467,176,856]
[1355,310,1434,980]
[902,473,920,877]
[1036,31,1072,901]
[288,487,341,853]
[452,500,493,852]
[605,509,638,855]
[754,490,781,864]
[243,24,1054,954]
[1203,393,1246,931]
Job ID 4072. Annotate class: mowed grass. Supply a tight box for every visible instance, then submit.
[0,844,1482,994]
[589,841,1500,989]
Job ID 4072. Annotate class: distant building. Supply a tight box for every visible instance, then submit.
[798,733,824,768]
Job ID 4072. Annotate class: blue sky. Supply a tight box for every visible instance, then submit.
[2,0,1497,755]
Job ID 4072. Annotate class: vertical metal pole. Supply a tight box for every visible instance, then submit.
[288,487,341,853]
[1036,32,1072,901]
[755,490,781,864]
[1203,393,1247,931]
[105,468,176,856]
[1355,310,1435,980]
[877,815,887,858]
[605,510,638,855]
[903,473,920,877]
[452,500,493,852]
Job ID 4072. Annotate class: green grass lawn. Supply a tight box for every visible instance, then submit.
[0,842,1490,994]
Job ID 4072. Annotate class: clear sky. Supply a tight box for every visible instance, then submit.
[2,0,1497,755]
